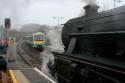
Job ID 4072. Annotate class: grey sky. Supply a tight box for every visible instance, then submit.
[20,0,83,26]
[0,0,125,29]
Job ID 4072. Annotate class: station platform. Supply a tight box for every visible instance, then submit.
[6,53,56,83]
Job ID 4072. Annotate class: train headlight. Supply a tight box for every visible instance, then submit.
[34,42,36,44]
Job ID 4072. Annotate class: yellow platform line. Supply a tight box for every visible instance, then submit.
[9,70,18,83]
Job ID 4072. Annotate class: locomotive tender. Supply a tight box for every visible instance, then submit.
[50,4,125,83]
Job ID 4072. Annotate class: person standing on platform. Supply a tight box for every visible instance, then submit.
[0,40,4,56]
[0,39,11,83]
[2,37,8,54]
[0,39,7,70]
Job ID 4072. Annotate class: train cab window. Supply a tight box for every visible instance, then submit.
[34,36,45,41]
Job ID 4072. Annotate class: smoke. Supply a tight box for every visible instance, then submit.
[0,0,30,28]
[40,26,64,78]
[78,0,97,16]
[40,49,54,75]
[78,9,85,16]
[80,0,97,5]
[46,26,64,52]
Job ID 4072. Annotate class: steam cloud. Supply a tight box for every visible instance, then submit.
[78,0,97,16]
[80,0,96,5]
[46,27,64,52]
[40,26,64,79]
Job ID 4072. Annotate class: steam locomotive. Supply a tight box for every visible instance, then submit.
[49,4,125,83]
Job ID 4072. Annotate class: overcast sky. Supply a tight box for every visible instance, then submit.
[0,0,125,29]
[20,0,83,26]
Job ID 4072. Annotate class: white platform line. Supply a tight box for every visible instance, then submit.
[34,67,56,83]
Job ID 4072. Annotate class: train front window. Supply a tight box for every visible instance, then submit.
[34,35,44,41]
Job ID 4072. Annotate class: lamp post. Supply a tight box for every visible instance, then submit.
[53,17,64,27]
[103,0,106,11]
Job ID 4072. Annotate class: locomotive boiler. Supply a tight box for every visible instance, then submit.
[49,4,125,83]
[62,5,125,59]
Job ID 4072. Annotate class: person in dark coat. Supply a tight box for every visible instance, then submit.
[0,56,7,71]
[0,40,7,71]
[0,40,4,54]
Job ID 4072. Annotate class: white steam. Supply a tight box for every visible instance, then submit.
[80,0,97,5]
[40,48,54,75]
[46,27,64,52]
[78,0,97,16]
[40,26,64,75]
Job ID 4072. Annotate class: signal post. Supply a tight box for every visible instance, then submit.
[4,18,16,62]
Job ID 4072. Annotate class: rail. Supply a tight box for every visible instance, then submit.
[17,41,41,69]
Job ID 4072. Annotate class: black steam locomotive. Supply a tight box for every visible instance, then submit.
[49,4,125,83]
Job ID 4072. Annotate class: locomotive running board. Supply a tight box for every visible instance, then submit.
[70,31,125,36]
[53,52,125,75]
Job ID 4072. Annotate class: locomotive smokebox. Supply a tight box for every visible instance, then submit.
[84,5,99,15]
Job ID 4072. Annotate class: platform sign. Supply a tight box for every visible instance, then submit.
[7,37,16,62]
[9,37,16,46]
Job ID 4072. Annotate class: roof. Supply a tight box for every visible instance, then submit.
[33,32,45,35]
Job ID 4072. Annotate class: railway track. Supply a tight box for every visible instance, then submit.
[22,41,42,63]
[17,41,41,69]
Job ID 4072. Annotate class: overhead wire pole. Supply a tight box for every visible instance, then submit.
[114,0,116,8]
[103,0,106,11]
[57,17,59,27]
[114,0,122,8]
[53,17,64,27]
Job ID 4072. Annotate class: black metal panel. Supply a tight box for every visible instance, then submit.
[62,5,125,54]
